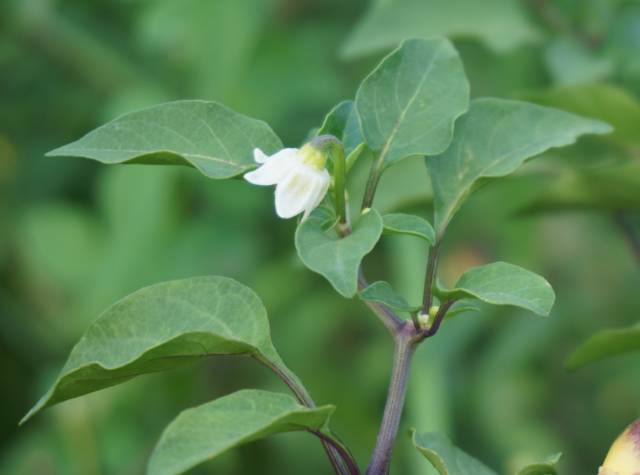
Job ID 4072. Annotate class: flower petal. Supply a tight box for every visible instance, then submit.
[275,166,323,219]
[302,169,330,220]
[244,148,300,186]
[253,148,269,164]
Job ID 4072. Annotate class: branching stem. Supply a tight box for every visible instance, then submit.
[418,300,455,341]
[257,358,360,475]
[346,140,457,474]
[365,327,414,475]
[358,269,404,335]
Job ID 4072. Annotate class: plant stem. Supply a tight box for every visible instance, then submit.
[358,269,404,335]
[313,430,363,475]
[421,241,441,313]
[312,135,348,231]
[361,153,384,210]
[258,358,360,475]
[332,141,347,229]
[365,327,414,475]
[419,300,455,341]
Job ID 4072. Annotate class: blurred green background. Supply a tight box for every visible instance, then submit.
[1,0,640,474]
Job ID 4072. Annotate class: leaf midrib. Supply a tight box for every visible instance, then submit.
[376,41,444,164]
[51,146,248,168]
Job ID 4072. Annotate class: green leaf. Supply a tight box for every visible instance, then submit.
[517,453,562,475]
[521,83,640,148]
[566,323,640,371]
[355,38,469,168]
[383,213,435,244]
[318,101,352,138]
[341,0,540,59]
[359,281,420,313]
[445,301,480,319]
[21,276,298,424]
[428,98,612,233]
[412,431,498,475]
[148,389,335,475]
[47,100,283,179]
[295,209,383,298]
[441,262,555,316]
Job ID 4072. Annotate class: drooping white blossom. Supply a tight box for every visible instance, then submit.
[244,144,331,219]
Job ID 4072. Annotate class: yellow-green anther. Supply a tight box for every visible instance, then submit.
[299,143,328,171]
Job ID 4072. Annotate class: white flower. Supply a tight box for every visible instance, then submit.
[244,144,331,220]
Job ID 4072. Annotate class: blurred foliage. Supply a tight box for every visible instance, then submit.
[1,0,639,474]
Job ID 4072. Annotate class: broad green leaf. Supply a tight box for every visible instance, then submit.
[355,38,469,168]
[341,0,540,59]
[359,281,420,313]
[440,262,555,316]
[47,100,283,179]
[21,276,298,424]
[295,209,383,298]
[429,98,612,233]
[566,323,640,371]
[383,213,435,244]
[148,389,335,475]
[517,453,562,475]
[412,431,498,475]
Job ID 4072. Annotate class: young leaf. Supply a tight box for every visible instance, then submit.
[383,213,435,244]
[21,276,300,424]
[445,301,480,319]
[47,100,283,179]
[148,389,336,475]
[317,100,368,175]
[566,323,640,371]
[355,38,469,168]
[295,209,383,298]
[517,453,562,475]
[441,262,555,316]
[317,100,363,158]
[412,431,498,475]
[359,281,421,313]
[318,101,352,137]
[428,98,612,233]
[341,0,539,59]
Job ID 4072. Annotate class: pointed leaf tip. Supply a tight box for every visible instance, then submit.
[21,276,299,424]
[46,100,282,179]
[148,390,337,475]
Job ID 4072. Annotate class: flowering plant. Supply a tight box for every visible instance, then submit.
[21,38,611,475]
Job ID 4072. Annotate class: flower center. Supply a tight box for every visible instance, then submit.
[299,143,327,171]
